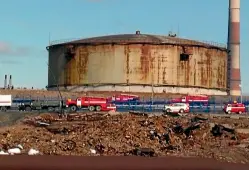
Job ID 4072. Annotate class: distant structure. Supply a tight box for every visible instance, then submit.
[4,75,7,89]
[228,0,241,96]
[47,31,227,95]
[8,75,12,89]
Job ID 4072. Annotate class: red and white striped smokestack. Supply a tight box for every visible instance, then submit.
[228,0,241,96]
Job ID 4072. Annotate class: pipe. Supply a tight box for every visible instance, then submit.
[228,0,241,96]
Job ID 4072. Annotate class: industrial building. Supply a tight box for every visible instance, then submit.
[47,0,241,96]
[47,32,228,95]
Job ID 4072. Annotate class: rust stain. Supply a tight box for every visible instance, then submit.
[186,59,190,85]
[205,50,212,88]
[140,44,150,80]
[53,43,229,90]
[177,46,191,86]
[125,45,130,84]
[199,49,208,87]
[200,66,206,86]
[217,64,222,88]
[163,67,166,84]
[77,47,89,83]
[223,60,227,88]
[157,53,161,84]
[65,59,73,86]
[216,59,226,88]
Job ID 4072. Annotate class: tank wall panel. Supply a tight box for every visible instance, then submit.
[48,44,227,91]
[48,46,67,86]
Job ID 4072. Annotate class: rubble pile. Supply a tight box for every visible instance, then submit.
[1,112,249,163]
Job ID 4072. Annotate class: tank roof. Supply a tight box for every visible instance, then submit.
[49,33,227,50]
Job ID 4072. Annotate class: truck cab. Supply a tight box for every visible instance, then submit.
[0,95,12,111]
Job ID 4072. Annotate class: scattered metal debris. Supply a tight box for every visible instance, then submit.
[1,112,249,163]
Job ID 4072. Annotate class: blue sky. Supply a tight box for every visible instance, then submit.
[0,0,248,93]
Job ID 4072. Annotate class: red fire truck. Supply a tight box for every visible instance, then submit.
[223,102,246,114]
[171,95,209,103]
[107,94,140,102]
[66,97,116,112]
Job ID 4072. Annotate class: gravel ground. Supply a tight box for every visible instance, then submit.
[1,112,249,164]
[0,111,40,127]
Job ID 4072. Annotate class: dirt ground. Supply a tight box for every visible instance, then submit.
[0,111,38,127]
[1,112,249,164]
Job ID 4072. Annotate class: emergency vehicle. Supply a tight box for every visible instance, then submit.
[171,95,208,103]
[66,96,116,112]
[107,94,140,103]
[223,102,246,114]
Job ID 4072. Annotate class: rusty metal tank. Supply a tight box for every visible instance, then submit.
[47,32,228,95]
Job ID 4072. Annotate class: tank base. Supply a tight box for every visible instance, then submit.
[47,85,227,96]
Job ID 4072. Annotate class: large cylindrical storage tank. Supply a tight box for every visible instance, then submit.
[47,33,228,95]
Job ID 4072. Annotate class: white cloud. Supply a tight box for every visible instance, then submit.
[0,41,30,57]
[0,60,22,65]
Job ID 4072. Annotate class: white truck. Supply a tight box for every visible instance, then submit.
[0,95,12,111]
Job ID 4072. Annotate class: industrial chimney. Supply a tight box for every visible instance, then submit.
[228,0,241,96]
[4,75,7,89]
[9,75,12,89]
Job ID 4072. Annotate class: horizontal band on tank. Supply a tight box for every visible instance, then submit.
[47,83,228,92]
[228,22,240,43]
[47,85,228,96]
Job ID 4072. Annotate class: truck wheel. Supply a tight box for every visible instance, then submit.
[238,111,242,114]
[166,109,171,113]
[0,107,7,112]
[88,106,95,112]
[55,107,60,112]
[48,107,54,112]
[25,106,32,112]
[70,105,77,112]
[227,110,231,114]
[95,106,102,112]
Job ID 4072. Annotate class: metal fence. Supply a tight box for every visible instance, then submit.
[11,95,249,113]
